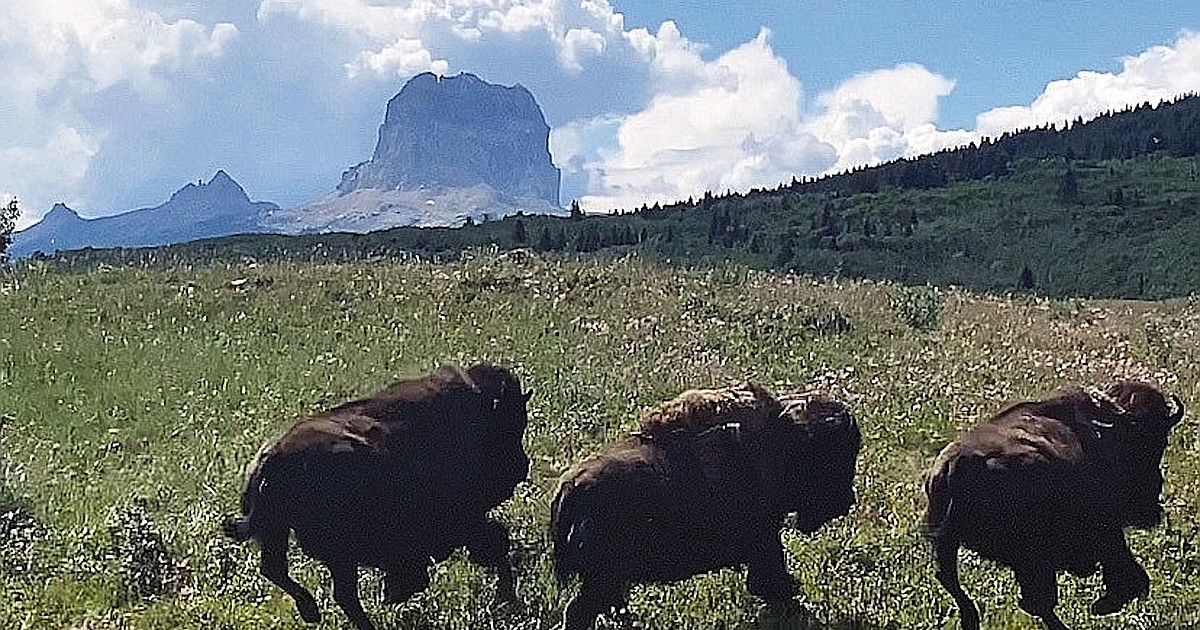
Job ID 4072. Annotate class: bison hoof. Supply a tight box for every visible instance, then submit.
[296,598,321,624]
[747,575,797,601]
[1090,586,1148,616]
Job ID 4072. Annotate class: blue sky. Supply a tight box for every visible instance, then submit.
[3,1,1198,228]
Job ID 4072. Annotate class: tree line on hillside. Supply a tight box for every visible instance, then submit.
[781,93,1200,197]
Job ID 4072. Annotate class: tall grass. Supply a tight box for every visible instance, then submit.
[1,253,1198,629]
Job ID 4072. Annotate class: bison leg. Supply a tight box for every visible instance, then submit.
[465,518,517,604]
[258,529,320,624]
[1092,529,1150,616]
[745,527,796,601]
[328,561,376,630]
[563,579,625,630]
[382,561,430,604]
[1013,565,1068,630]
[932,536,979,630]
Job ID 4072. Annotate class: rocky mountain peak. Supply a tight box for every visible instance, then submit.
[43,203,82,222]
[169,170,251,205]
[337,72,560,205]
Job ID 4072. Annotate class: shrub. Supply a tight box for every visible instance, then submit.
[889,284,942,331]
[0,485,39,576]
[107,499,186,603]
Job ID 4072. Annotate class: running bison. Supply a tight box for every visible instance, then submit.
[925,381,1184,630]
[550,384,861,629]
[223,362,532,630]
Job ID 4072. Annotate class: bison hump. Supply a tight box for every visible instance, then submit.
[638,383,782,437]
[274,413,394,456]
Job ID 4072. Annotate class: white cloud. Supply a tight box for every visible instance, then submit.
[0,1,236,222]
[5,2,237,96]
[805,63,970,172]
[575,30,1200,212]
[575,28,837,211]
[0,127,102,229]
[349,38,450,78]
[561,27,606,71]
[259,0,634,79]
[975,30,1200,136]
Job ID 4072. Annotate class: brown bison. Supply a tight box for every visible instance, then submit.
[925,381,1184,630]
[223,362,532,630]
[550,384,861,629]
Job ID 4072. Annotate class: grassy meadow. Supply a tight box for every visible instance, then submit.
[1,251,1199,629]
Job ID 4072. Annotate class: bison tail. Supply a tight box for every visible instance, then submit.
[922,452,957,541]
[224,449,272,543]
[549,474,587,587]
[222,516,253,542]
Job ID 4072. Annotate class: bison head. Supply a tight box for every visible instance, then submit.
[466,362,533,505]
[1096,381,1184,529]
[757,394,862,533]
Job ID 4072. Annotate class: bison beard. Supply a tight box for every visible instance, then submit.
[925,381,1184,630]
[223,362,532,630]
[550,384,861,629]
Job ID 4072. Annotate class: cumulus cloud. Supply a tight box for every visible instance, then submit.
[259,0,632,79]
[0,1,237,223]
[6,1,1200,228]
[805,64,974,172]
[1,127,101,229]
[975,29,1200,136]
[4,2,237,96]
[575,27,836,211]
[574,29,1200,212]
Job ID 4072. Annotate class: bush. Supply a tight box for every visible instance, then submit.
[0,485,39,576]
[889,284,942,331]
[107,499,186,603]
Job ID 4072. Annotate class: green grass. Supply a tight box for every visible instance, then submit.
[2,253,1199,629]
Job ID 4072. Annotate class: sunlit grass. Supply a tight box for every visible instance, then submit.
[1,252,1198,628]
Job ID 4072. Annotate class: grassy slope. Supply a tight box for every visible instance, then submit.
[2,254,1199,629]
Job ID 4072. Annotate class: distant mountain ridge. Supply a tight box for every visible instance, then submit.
[10,170,278,258]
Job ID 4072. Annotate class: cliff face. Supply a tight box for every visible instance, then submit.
[337,72,560,205]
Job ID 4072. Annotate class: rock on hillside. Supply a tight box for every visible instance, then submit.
[336,72,560,205]
[9,171,279,257]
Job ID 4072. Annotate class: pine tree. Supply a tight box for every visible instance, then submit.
[1,198,18,261]
[511,218,527,245]
[1019,265,1036,290]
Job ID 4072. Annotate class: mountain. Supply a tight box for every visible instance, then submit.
[339,72,559,202]
[266,72,562,233]
[10,171,278,258]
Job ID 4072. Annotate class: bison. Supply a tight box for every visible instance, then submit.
[550,384,861,629]
[925,381,1184,630]
[223,362,532,630]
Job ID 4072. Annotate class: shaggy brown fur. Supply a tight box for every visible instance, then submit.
[551,383,860,630]
[636,382,782,437]
[925,381,1183,630]
[224,362,532,630]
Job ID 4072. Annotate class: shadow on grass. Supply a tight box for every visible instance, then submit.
[746,601,893,630]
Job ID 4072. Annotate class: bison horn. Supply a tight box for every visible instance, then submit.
[1167,394,1185,427]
